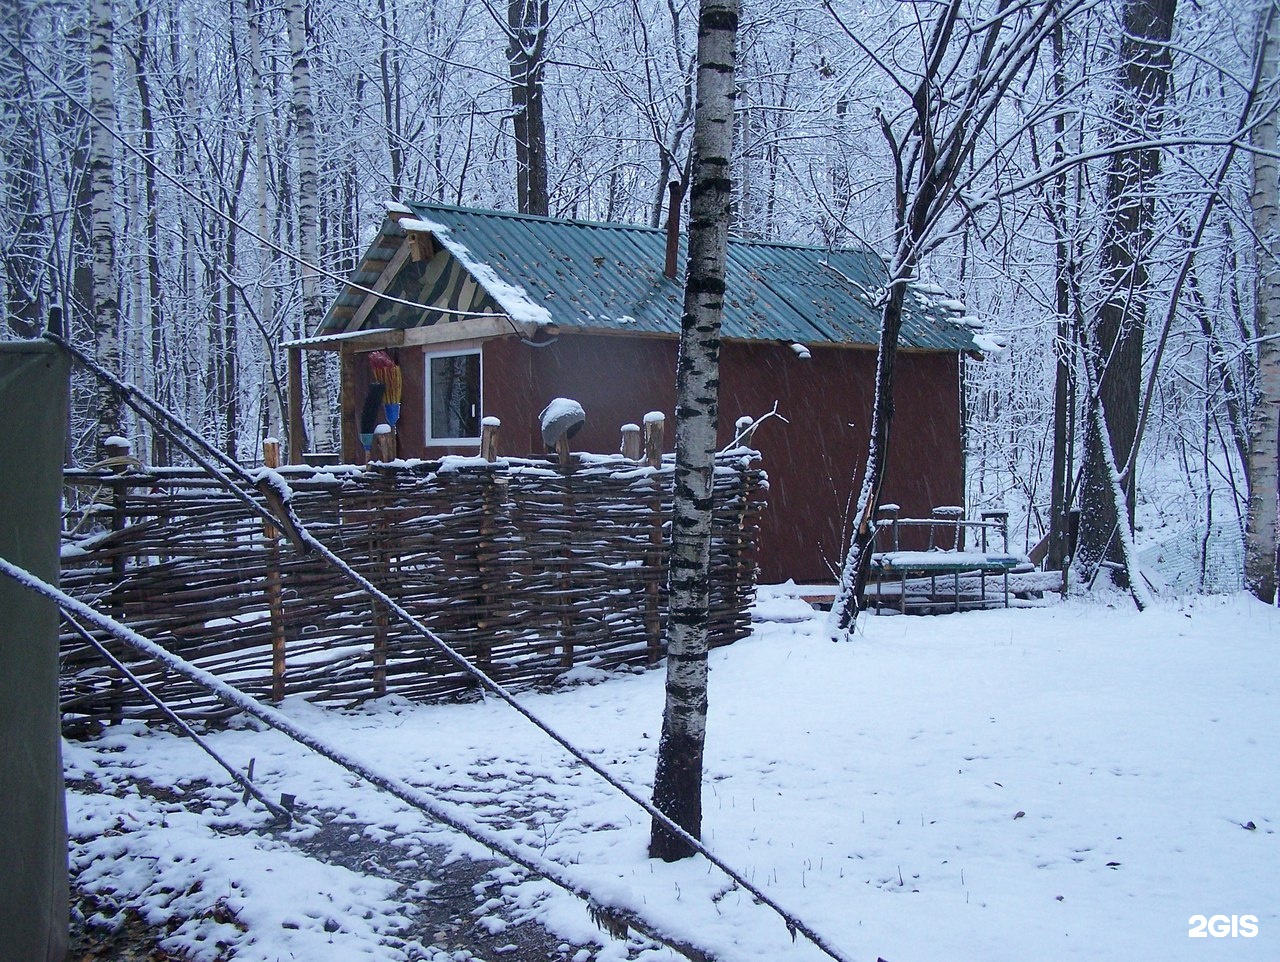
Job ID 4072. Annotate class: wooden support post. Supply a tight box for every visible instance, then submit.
[263,439,287,702]
[287,347,305,464]
[481,418,500,462]
[734,414,756,447]
[340,350,361,464]
[620,423,641,461]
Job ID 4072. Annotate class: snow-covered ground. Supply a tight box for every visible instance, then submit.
[65,591,1279,962]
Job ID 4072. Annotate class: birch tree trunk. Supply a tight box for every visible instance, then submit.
[649,0,738,863]
[1075,0,1176,585]
[285,0,328,451]
[247,0,281,441]
[1246,2,1280,604]
[2,0,43,339]
[88,0,121,453]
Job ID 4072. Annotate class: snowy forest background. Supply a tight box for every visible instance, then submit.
[1,0,1274,594]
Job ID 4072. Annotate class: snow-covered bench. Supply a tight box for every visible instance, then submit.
[868,506,1028,613]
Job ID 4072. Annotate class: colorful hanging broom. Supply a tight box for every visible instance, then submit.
[368,351,402,429]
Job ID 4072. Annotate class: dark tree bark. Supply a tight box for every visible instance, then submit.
[1075,0,1177,584]
[1047,20,1075,573]
[649,0,738,863]
[506,0,550,215]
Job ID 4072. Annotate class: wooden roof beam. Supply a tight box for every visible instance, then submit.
[348,239,414,331]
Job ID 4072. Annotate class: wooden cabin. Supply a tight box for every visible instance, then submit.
[292,201,983,584]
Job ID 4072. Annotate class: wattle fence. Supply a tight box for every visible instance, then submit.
[59,451,766,727]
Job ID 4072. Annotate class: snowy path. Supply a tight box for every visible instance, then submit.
[66,593,1279,961]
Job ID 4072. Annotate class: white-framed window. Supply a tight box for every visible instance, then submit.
[424,348,482,444]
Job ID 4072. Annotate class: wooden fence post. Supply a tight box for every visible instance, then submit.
[263,439,289,702]
[475,418,504,672]
[643,412,664,469]
[557,438,576,668]
[620,423,641,460]
[481,417,501,462]
[369,466,394,696]
[642,413,665,663]
[728,415,758,642]
[371,424,395,462]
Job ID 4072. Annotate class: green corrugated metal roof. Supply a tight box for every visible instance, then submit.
[320,201,979,351]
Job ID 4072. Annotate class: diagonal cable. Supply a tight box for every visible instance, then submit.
[46,332,859,962]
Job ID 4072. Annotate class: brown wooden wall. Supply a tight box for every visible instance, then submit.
[341,331,962,583]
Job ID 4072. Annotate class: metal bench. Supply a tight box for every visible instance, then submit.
[869,505,1026,613]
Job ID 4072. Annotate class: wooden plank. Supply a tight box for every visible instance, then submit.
[287,347,305,464]
[399,315,526,346]
[349,239,414,331]
[340,350,361,463]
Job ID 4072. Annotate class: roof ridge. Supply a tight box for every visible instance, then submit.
[406,200,663,235]
[401,199,878,258]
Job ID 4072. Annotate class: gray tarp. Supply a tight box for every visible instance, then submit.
[0,342,70,962]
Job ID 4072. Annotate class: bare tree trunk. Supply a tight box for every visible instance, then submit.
[1075,0,1176,585]
[829,276,912,635]
[827,0,1070,634]
[1076,317,1152,610]
[131,6,168,465]
[89,0,121,453]
[378,0,404,201]
[1047,19,1075,572]
[2,0,44,339]
[506,0,550,215]
[1246,3,1280,604]
[284,0,329,451]
[649,0,738,864]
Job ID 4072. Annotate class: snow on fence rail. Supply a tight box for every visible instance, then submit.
[59,451,765,727]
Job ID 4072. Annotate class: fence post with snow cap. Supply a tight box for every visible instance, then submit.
[481,416,501,462]
[620,422,641,461]
[540,397,585,469]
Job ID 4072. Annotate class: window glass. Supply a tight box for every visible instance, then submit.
[428,352,480,440]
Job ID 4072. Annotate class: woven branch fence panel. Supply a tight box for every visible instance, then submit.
[58,451,766,727]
